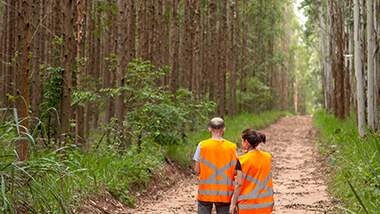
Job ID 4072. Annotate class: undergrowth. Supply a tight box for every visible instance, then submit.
[313,111,380,214]
[0,110,287,213]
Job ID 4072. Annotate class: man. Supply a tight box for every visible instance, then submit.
[193,117,237,214]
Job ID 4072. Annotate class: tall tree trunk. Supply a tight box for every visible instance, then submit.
[367,0,376,130]
[192,0,201,97]
[325,1,334,112]
[354,0,366,137]
[127,0,136,63]
[344,0,352,118]
[319,4,328,109]
[183,0,193,90]
[154,0,163,68]
[170,0,179,96]
[6,0,16,107]
[61,0,74,141]
[375,0,380,129]
[217,0,227,116]
[93,2,101,129]
[84,0,93,137]
[75,0,86,147]
[0,1,9,106]
[331,0,345,119]
[294,78,298,114]
[162,0,171,85]
[208,0,217,102]
[201,2,209,97]
[138,1,149,59]
[228,0,238,115]
[16,0,32,161]
[115,0,127,123]
[104,0,115,124]
[240,0,248,111]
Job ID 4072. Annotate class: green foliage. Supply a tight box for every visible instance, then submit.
[313,111,380,213]
[0,109,287,213]
[102,59,215,147]
[238,78,273,113]
[0,134,164,213]
[72,90,100,107]
[36,66,65,143]
[40,67,64,113]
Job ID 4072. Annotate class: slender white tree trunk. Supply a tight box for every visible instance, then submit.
[319,5,328,108]
[354,0,366,137]
[367,0,376,130]
[326,2,333,111]
[294,78,298,114]
[375,0,380,129]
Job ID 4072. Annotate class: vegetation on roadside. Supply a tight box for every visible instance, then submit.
[313,111,380,214]
[0,109,286,213]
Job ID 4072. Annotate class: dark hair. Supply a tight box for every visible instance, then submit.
[241,128,266,148]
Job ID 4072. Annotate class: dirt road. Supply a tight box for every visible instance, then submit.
[129,116,334,213]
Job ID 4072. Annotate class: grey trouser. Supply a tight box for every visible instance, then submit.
[198,201,230,214]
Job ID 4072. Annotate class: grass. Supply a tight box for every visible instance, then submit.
[313,111,380,214]
[1,110,288,213]
[0,144,164,213]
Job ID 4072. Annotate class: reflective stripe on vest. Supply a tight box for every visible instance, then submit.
[199,158,236,186]
[239,202,274,210]
[238,172,274,210]
[198,190,233,196]
[238,172,273,200]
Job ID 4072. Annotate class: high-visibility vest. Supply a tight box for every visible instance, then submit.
[197,139,237,203]
[237,150,274,214]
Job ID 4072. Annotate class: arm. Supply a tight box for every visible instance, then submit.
[193,143,201,175]
[194,161,200,175]
[230,170,243,214]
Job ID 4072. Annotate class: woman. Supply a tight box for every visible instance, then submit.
[230,129,274,214]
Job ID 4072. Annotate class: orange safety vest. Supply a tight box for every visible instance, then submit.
[197,139,237,203]
[237,150,274,214]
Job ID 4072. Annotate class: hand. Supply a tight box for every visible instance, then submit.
[229,204,236,214]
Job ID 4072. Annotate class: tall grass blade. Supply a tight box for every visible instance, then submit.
[1,175,9,212]
[345,174,369,214]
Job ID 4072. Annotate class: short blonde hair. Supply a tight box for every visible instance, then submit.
[208,117,225,129]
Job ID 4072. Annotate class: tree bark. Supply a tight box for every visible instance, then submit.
[16,0,33,160]
[104,0,116,124]
[192,0,201,97]
[228,0,238,116]
[0,1,9,106]
[170,0,179,96]
[354,0,366,137]
[331,0,346,119]
[217,0,228,116]
[182,0,193,90]
[162,0,171,85]
[208,0,217,101]
[240,0,248,111]
[61,0,74,141]
[367,0,376,130]
[75,0,86,147]
[115,0,128,123]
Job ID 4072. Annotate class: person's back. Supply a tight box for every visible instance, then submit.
[229,129,274,214]
[193,117,237,214]
[238,150,273,214]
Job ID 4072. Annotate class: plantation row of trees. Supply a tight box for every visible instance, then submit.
[0,0,304,160]
[302,0,380,136]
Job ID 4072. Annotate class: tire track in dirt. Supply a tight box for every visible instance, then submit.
[128,116,334,213]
